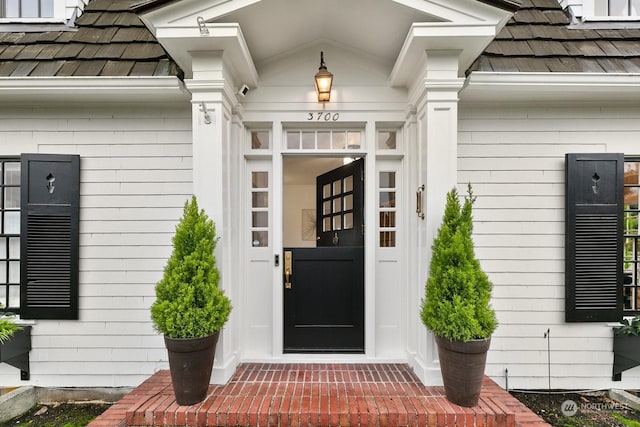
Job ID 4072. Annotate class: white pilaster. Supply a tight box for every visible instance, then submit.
[185,50,240,384]
[410,50,465,385]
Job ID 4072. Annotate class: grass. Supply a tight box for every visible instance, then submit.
[0,402,111,427]
[612,413,640,427]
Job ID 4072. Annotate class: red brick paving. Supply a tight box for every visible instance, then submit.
[88,363,550,427]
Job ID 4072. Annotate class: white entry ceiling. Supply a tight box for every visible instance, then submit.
[210,0,439,68]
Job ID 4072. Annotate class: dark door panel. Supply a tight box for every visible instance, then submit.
[283,247,364,353]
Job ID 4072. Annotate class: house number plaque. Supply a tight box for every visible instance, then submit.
[307,112,340,121]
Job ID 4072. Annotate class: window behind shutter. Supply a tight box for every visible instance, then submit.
[20,154,80,320]
[565,153,623,322]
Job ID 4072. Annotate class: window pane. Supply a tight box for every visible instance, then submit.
[4,163,19,185]
[21,0,39,17]
[4,187,19,209]
[251,131,269,149]
[302,132,315,149]
[252,192,268,208]
[323,201,331,215]
[625,211,639,234]
[333,132,346,149]
[287,132,300,149]
[380,231,396,247]
[0,262,6,283]
[380,212,396,227]
[610,0,628,15]
[624,287,634,310]
[333,215,342,230]
[0,238,5,259]
[8,237,18,259]
[252,212,268,228]
[8,261,18,283]
[344,194,353,210]
[8,285,19,308]
[632,0,640,15]
[347,132,360,149]
[333,179,341,195]
[252,172,268,188]
[4,211,19,234]
[343,213,353,229]
[595,0,608,14]
[380,172,396,189]
[380,192,396,208]
[251,231,268,247]
[323,184,331,199]
[344,176,353,192]
[626,187,639,207]
[378,131,397,150]
[323,217,331,232]
[41,0,53,17]
[333,198,342,212]
[624,237,636,262]
[317,131,330,149]
[5,0,19,17]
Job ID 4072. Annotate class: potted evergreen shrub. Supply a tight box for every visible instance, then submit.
[151,196,232,406]
[420,184,497,407]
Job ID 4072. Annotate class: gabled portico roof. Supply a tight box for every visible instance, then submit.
[136,0,518,85]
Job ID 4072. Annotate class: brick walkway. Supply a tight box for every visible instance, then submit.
[88,363,549,427]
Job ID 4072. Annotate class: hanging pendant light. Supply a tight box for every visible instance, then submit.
[314,51,333,102]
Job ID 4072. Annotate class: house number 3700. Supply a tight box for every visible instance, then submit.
[307,112,340,121]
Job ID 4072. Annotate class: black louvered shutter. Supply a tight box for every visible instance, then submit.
[20,154,80,320]
[565,153,623,322]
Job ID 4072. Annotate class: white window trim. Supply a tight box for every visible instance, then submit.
[577,0,640,21]
[0,0,70,23]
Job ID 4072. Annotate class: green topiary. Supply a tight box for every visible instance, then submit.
[420,184,497,342]
[151,196,232,339]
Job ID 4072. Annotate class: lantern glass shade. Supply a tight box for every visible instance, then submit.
[314,52,333,102]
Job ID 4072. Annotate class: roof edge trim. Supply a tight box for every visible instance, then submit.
[131,0,181,14]
[476,0,522,13]
[462,71,640,101]
[0,76,189,101]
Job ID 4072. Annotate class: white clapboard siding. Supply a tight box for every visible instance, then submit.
[0,102,190,387]
[459,102,640,390]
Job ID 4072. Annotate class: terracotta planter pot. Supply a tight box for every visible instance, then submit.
[164,332,219,406]
[435,335,491,407]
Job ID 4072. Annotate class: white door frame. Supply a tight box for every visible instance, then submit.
[270,121,378,360]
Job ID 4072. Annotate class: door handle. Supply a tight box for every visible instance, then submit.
[284,251,292,289]
[416,185,425,220]
[285,268,292,289]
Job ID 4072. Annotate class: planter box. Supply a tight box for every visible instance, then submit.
[0,326,31,380]
[612,332,640,381]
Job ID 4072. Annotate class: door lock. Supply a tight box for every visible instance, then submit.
[284,251,292,289]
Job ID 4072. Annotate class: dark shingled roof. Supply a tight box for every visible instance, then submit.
[0,0,637,78]
[470,0,640,73]
[0,0,181,77]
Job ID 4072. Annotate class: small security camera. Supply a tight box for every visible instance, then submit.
[238,84,249,97]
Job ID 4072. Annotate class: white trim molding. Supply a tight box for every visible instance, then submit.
[0,76,189,102]
[462,72,640,102]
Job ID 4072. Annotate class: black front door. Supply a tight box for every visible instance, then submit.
[283,158,365,353]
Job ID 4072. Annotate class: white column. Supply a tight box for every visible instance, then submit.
[411,50,465,385]
[185,51,240,384]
